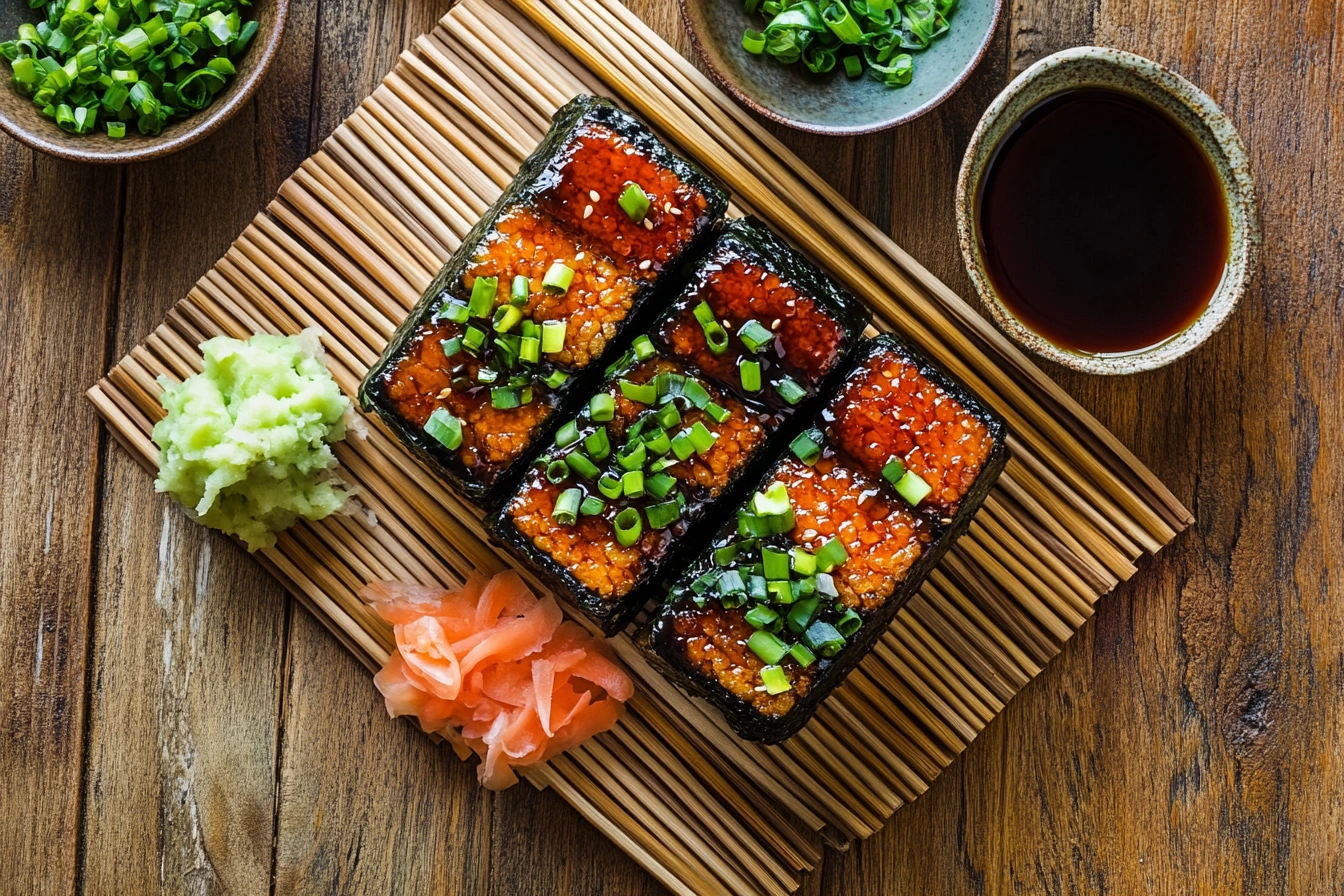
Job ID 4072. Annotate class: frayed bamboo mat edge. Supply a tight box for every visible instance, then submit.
[86,2,1191,894]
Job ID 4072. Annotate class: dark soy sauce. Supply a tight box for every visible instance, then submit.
[976,88,1230,355]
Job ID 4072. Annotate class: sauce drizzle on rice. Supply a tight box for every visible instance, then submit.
[362,570,633,790]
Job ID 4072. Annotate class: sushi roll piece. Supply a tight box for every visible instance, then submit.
[490,348,787,635]
[653,218,869,411]
[642,334,1009,743]
[360,95,729,503]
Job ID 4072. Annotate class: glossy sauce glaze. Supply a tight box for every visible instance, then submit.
[977,88,1230,354]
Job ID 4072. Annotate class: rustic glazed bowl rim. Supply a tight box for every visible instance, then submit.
[0,0,289,164]
[677,0,1005,135]
[955,46,1261,375]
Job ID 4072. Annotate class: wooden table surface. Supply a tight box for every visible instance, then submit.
[3,0,1340,892]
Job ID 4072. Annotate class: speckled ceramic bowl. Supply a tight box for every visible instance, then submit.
[680,0,1004,135]
[955,46,1260,374]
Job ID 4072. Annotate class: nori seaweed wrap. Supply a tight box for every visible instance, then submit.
[641,334,1010,743]
[359,95,729,503]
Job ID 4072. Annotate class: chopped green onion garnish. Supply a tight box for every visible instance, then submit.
[745,604,780,631]
[682,379,711,409]
[632,335,656,360]
[590,393,615,422]
[816,573,838,598]
[566,451,600,480]
[650,457,679,473]
[462,326,486,354]
[493,304,523,333]
[441,301,469,324]
[786,597,820,634]
[790,548,816,577]
[693,301,730,355]
[762,546,790,580]
[477,368,499,385]
[520,336,541,364]
[815,537,849,572]
[597,472,623,499]
[553,487,582,526]
[747,630,788,664]
[441,337,462,358]
[836,608,863,636]
[737,510,773,538]
[542,262,575,295]
[616,441,647,471]
[751,482,791,518]
[790,428,824,465]
[718,569,747,598]
[788,642,817,668]
[894,469,933,506]
[802,620,846,658]
[656,402,682,430]
[645,499,681,530]
[424,408,463,450]
[469,276,498,318]
[614,507,643,546]
[749,575,769,601]
[622,470,645,498]
[542,369,569,389]
[646,472,677,499]
[579,495,605,516]
[510,274,530,306]
[714,542,740,566]
[106,121,126,138]
[584,427,610,460]
[742,28,766,54]
[555,421,581,448]
[740,360,762,392]
[737,319,774,353]
[618,183,650,222]
[760,665,791,695]
[670,431,696,461]
[619,379,656,404]
[775,376,807,405]
[545,460,570,484]
[704,402,731,424]
[688,422,717,455]
[491,387,520,409]
[768,580,794,604]
[541,320,567,353]
[642,428,672,456]
[882,456,907,488]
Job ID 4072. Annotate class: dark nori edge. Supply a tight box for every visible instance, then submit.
[638,333,1011,744]
[358,95,729,507]
[486,353,784,636]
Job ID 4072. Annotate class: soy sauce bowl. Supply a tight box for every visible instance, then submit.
[955,46,1260,375]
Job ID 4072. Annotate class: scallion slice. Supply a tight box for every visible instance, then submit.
[579,495,605,516]
[682,379,711,409]
[646,472,677,499]
[597,471,623,499]
[740,359,762,392]
[491,387,520,409]
[589,393,615,422]
[705,402,731,424]
[441,300,470,324]
[881,456,906,487]
[642,429,672,456]
[788,642,817,668]
[815,572,839,598]
[646,499,681,530]
[424,408,463,450]
[619,379,656,404]
[614,507,643,546]
[618,183,650,222]
[762,546,790,581]
[553,487,582,526]
[775,376,807,405]
[562,452,596,481]
[670,431,696,461]
[462,326,486,354]
[693,301,730,355]
[621,470,645,498]
[737,319,774,353]
[541,320,567,353]
[747,630,788,665]
[542,262,574,295]
[790,547,816,576]
[616,441,647,471]
[714,542,740,566]
[542,369,569,389]
[493,304,523,333]
[555,421,581,448]
[688,422,717,455]
[745,604,780,631]
[786,597,820,634]
[545,460,570,484]
[742,28,766,54]
[584,427,610,460]
[510,274,530,307]
[441,336,462,358]
[894,469,933,506]
[802,620,845,658]
[815,537,849,572]
[760,665,792,695]
[790,428,824,465]
[520,336,541,364]
[468,276,497,318]
[632,335,656,360]
[655,402,682,430]
[836,608,863,637]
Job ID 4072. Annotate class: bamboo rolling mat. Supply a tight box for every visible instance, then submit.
[86,1,1192,893]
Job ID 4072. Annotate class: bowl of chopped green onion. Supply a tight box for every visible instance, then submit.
[680,0,1002,134]
[0,0,287,163]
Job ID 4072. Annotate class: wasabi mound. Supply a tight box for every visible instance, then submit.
[152,329,354,552]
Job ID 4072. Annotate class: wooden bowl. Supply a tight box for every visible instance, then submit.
[678,0,1003,135]
[0,0,288,164]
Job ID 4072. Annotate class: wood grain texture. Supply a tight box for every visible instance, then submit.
[1,0,1340,894]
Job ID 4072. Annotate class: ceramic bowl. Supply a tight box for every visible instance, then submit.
[679,0,1004,135]
[0,0,288,164]
[955,46,1260,375]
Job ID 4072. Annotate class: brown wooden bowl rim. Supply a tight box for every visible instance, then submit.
[675,0,1004,135]
[0,0,289,164]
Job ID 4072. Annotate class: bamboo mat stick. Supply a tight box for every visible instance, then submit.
[886,618,1002,718]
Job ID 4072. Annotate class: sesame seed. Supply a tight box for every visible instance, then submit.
[643,218,654,230]
[771,318,782,330]
[437,387,452,399]
[583,204,593,219]
[589,189,601,202]
[663,201,672,214]
[670,207,682,216]
[638,259,652,271]
[575,252,585,260]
